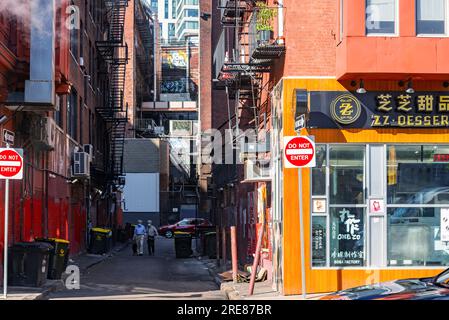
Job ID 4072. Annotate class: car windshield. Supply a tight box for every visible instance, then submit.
[178,219,192,226]
[434,269,449,287]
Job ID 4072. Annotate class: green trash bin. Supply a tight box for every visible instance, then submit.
[204,232,217,259]
[8,242,53,287]
[89,228,112,254]
[174,232,192,258]
[35,238,70,280]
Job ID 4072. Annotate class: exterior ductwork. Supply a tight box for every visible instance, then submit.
[24,0,56,108]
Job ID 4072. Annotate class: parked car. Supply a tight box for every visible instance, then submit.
[158,218,214,238]
[321,268,449,300]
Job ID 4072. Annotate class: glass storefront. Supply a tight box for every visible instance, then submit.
[311,143,449,268]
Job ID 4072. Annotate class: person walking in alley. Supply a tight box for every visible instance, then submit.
[133,220,147,256]
[146,220,158,256]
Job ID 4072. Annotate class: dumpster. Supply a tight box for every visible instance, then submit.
[174,232,192,258]
[204,232,217,259]
[8,242,53,287]
[35,238,70,280]
[89,228,113,254]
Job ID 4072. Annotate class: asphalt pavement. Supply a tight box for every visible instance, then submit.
[47,237,225,300]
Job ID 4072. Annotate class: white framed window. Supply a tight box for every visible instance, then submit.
[366,0,399,36]
[416,0,449,36]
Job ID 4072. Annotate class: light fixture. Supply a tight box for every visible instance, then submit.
[406,79,415,94]
[356,80,367,94]
[443,81,449,88]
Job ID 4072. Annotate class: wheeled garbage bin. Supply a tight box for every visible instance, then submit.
[174,232,193,258]
[35,238,70,280]
[204,232,217,259]
[89,228,112,254]
[8,242,53,287]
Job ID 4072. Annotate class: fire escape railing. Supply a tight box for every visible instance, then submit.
[96,0,129,184]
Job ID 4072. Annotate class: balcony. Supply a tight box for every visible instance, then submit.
[219,0,251,26]
[215,2,285,83]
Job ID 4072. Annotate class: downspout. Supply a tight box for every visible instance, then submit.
[278,0,284,38]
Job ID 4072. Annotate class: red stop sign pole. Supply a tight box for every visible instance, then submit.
[283,136,316,299]
[1,146,23,299]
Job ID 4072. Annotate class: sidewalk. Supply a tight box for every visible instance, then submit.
[0,241,129,300]
[196,256,330,301]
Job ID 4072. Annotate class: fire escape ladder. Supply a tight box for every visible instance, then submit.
[96,0,129,184]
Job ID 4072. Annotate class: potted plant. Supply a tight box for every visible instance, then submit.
[255,1,277,44]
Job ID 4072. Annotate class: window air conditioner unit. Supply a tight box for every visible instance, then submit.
[170,120,193,136]
[83,144,94,162]
[31,116,56,151]
[72,151,90,178]
[243,160,271,183]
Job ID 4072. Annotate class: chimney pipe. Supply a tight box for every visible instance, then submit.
[25,0,56,107]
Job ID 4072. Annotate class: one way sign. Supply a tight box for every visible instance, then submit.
[2,129,14,146]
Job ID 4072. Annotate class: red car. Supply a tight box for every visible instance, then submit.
[158,218,214,238]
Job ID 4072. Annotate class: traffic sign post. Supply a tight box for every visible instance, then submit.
[0,146,24,299]
[283,136,316,299]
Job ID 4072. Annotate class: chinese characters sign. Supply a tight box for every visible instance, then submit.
[309,91,449,129]
[330,208,365,266]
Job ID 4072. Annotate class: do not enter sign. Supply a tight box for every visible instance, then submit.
[0,148,24,180]
[283,136,316,168]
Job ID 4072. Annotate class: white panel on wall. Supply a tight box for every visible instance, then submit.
[123,173,160,212]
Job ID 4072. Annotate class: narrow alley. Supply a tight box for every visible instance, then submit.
[48,237,225,300]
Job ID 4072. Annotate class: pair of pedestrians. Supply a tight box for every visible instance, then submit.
[133,220,158,256]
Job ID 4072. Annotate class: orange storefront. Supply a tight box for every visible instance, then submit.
[274,78,449,295]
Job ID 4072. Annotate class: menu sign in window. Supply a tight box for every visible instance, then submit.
[330,208,365,266]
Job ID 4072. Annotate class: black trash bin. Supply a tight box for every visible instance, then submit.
[204,232,217,259]
[8,242,53,287]
[89,228,112,254]
[174,232,193,258]
[35,238,70,280]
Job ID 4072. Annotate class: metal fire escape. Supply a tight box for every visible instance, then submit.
[217,0,285,143]
[96,0,129,184]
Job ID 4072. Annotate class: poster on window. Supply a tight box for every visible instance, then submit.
[441,209,449,243]
[312,216,327,267]
[330,208,365,266]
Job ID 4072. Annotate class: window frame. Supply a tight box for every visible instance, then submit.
[416,0,449,37]
[310,143,449,270]
[365,0,400,37]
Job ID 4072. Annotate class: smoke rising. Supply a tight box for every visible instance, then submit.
[0,0,71,36]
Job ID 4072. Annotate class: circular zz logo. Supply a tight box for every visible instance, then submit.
[330,94,362,125]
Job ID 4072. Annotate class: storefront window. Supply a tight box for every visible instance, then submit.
[312,216,327,267]
[387,145,449,204]
[330,207,366,267]
[329,145,365,204]
[312,145,327,196]
[387,207,449,266]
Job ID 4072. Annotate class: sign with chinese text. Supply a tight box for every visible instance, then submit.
[312,217,327,267]
[308,91,449,129]
[312,199,326,213]
[330,208,365,266]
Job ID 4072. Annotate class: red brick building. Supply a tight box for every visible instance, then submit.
[0,0,131,282]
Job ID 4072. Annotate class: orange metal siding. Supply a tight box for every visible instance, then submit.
[281,78,448,295]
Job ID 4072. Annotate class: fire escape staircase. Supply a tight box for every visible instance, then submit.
[96,0,129,183]
[217,0,285,149]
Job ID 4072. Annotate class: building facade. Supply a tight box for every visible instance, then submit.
[0,0,130,281]
[207,0,449,295]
